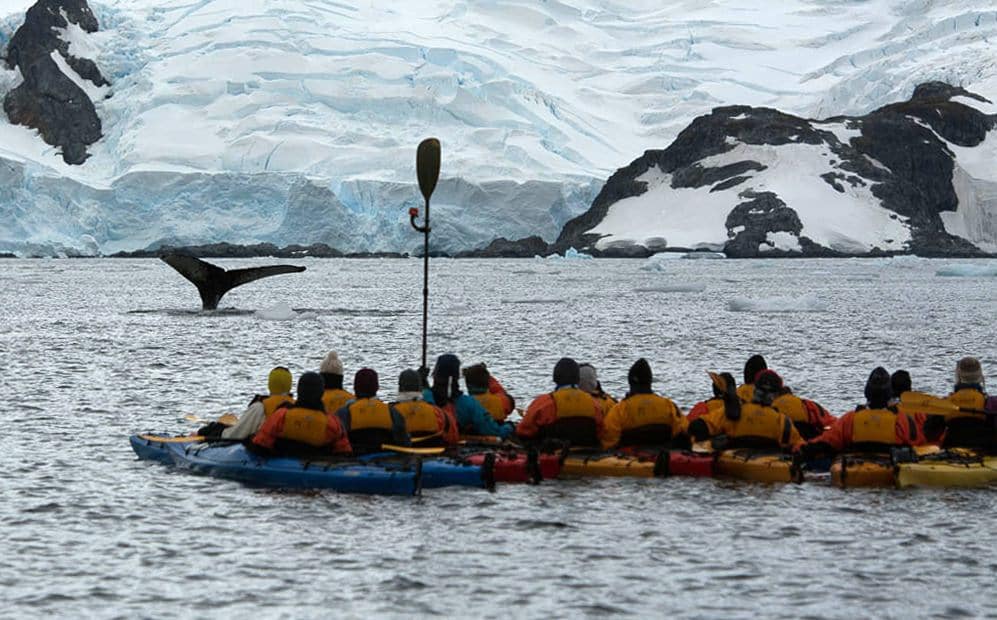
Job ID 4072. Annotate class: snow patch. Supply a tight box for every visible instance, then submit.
[760,231,802,253]
[49,50,108,102]
[727,294,827,313]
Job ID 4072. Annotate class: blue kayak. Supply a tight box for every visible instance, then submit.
[359,451,496,490]
[129,435,420,496]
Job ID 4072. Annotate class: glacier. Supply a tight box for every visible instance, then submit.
[1,0,996,256]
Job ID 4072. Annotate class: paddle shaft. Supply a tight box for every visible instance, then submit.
[420,193,430,370]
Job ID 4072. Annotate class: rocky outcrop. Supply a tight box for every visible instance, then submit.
[3,0,107,164]
[455,236,551,258]
[555,82,996,257]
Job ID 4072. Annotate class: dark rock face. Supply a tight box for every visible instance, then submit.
[3,0,107,164]
[556,82,996,257]
[455,236,551,258]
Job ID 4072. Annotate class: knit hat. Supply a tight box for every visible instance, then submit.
[320,351,344,376]
[354,368,379,398]
[296,372,325,410]
[956,357,984,387]
[398,369,422,393]
[744,355,768,386]
[268,366,293,395]
[434,354,461,381]
[890,370,912,396]
[864,367,893,408]
[462,363,490,394]
[752,369,782,406]
[628,358,653,388]
[553,357,580,386]
[579,364,598,394]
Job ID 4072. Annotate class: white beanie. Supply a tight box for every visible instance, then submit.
[579,364,598,394]
[320,351,344,375]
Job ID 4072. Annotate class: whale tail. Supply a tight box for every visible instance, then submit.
[160,254,306,310]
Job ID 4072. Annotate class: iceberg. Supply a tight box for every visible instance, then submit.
[727,294,827,313]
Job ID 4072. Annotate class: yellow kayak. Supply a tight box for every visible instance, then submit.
[831,454,895,488]
[897,449,997,488]
[715,449,800,483]
[561,453,657,478]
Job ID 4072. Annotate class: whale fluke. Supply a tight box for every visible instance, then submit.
[160,254,306,310]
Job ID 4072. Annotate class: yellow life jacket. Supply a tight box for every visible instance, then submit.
[596,394,617,416]
[851,407,900,446]
[616,393,681,446]
[322,388,354,415]
[263,394,293,418]
[772,393,808,424]
[394,400,439,435]
[551,387,598,419]
[896,391,939,417]
[474,392,508,422]
[347,398,394,431]
[948,388,986,415]
[724,403,795,447]
[737,384,755,403]
[279,407,329,447]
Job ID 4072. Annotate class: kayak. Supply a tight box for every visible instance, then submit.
[130,435,420,495]
[715,449,801,483]
[464,450,563,483]
[830,454,895,488]
[897,449,997,488]
[358,452,496,490]
[560,449,714,478]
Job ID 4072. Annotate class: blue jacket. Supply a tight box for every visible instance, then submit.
[423,389,512,438]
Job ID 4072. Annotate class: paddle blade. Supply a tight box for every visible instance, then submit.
[416,138,441,201]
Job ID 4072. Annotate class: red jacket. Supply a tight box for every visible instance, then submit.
[253,406,352,454]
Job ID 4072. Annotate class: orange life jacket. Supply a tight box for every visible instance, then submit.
[277,406,330,448]
[722,402,797,449]
[615,393,681,447]
[262,393,293,418]
[851,406,904,448]
[541,388,600,447]
[474,392,508,422]
[322,388,354,415]
[344,398,396,450]
[737,384,755,403]
[394,400,440,436]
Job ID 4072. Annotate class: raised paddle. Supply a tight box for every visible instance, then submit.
[899,392,993,416]
[411,137,441,370]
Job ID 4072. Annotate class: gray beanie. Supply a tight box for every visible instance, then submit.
[579,364,598,394]
[956,357,984,386]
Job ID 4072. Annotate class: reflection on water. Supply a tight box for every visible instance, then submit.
[1,257,996,617]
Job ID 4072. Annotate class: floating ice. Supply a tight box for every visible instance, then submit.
[935,264,997,278]
[639,253,685,271]
[727,294,827,313]
[563,247,593,260]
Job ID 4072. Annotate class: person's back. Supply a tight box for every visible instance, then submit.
[393,369,456,447]
[426,354,512,438]
[337,368,410,453]
[221,366,295,440]
[691,370,802,452]
[602,359,684,449]
[807,367,917,455]
[464,363,514,422]
[319,351,355,415]
[942,357,991,449]
[252,372,351,458]
[771,391,835,440]
[517,358,603,448]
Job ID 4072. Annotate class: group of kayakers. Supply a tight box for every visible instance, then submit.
[201,351,995,459]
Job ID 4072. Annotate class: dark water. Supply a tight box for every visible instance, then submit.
[2,257,996,618]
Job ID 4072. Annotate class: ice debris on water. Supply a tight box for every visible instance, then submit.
[537,247,593,260]
[635,283,707,293]
[727,294,827,313]
[257,303,299,320]
[639,253,685,271]
[935,264,997,278]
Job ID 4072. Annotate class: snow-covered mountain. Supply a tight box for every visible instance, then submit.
[1,0,996,256]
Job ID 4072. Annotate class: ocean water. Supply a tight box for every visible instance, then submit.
[2,256,996,618]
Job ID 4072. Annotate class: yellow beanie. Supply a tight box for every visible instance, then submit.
[268,367,293,395]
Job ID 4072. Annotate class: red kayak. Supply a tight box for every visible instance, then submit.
[615,446,715,477]
[464,449,562,483]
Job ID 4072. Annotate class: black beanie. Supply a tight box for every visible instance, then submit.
[296,372,325,411]
[752,369,783,406]
[714,372,737,397]
[398,369,422,393]
[865,367,893,408]
[432,354,462,406]
[553,357,580,386]
[462,363,490,394]
[890,370,912,396]
[628,358,653,387]
[354,368,379,398]
[744,355,768,385]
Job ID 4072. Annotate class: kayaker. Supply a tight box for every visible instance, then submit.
[688,372,736,421]
[219,366,295,440]
[939,357,995,450]
[517,357,604,448]
[737,354,767,402]
[252,372,351,456]
[801,367,918,456]
[336,368,410,453]
[579,363,617,416]
[319,350,354,415]
[688,369,803,452]
[601,358,686,450]
[771,382,836,440]
[424,354,513,438]
[891,369,933,441]
[393,368,458,447]
[463,363,515,422]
